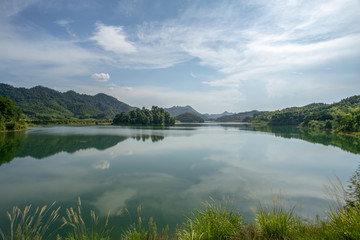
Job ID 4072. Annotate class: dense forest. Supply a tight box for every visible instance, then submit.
[0,94,27,131]
[0,83,132,120]
[252,95,360,135]
[113,106,175,126]
[175,112,205,123]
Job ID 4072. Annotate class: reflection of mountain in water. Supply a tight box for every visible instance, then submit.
[232,124,360,155]
[15,134,129,159]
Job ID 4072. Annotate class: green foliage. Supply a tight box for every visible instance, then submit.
[0,202,61,240]
[1,193,360,240]
[121,206,160,240]
[113,107,175,126]
[215,110,260,122]
[0,94,27,131]
[178,197,243,240]
[324,204,360,240]
[175,113,205,123]
[252,95,360,134]
[254,205,301,239]
[0,83,132,120]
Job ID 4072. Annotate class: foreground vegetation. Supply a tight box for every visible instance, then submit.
[1,169,359,240]
[252,95,360,135]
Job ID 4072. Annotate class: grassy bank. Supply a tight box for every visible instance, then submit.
[1,194,359,240]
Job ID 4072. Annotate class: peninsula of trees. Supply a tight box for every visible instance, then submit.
[113,106,175,126]
[251,95,360,135]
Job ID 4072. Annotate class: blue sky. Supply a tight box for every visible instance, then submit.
[0,0,359,113]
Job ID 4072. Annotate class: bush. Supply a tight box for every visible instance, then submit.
[178,198,243,240]
[254,205,302,239]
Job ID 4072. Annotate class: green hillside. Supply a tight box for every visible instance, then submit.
[0,94,28,131]
[0,83,132,120]
[175,112,205,123]
[216,110,260,122]
[252,95,360,135]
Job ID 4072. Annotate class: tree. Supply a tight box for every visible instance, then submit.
[112,106,175,126]
[0,94,27,131]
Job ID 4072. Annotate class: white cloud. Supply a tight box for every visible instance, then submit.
[90,23,137,54]
[0,22,109,82]
[92,160,110,170]
[55,19,73,27]
[91,73,110,82]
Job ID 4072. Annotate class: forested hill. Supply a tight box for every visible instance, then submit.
[216,110,260,122]
[0,83,132,120]
[165,105,208,120]
[252,95,360,134]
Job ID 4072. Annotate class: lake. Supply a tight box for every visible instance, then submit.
[0,123,360,237]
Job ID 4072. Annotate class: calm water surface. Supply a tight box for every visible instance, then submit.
[0,123,360,237]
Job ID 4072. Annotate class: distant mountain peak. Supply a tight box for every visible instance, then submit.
[164,105,207,120]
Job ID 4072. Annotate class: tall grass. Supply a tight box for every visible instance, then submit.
[60,198,111,240]
[1,191,360,240]
[253,193,304,240]
[178,197,243,240]
[120,205,159,240]
[321,175,360,239]
[0,202,61,240]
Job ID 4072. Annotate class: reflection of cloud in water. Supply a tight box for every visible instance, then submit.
[91,188,137,216]
[1,125,360,231]
[92,160,110,170]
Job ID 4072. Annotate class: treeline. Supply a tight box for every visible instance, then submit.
[252,95,360,134]
[113,106,175,126]
[0,95,27,131]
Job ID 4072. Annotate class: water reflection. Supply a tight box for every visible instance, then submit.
[0,124,359,238]
[0,131,26,165]
[218,123,360,155]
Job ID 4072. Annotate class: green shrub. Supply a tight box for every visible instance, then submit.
[178,197,243,240]
[323,203,360,239]
[254,204,302,239]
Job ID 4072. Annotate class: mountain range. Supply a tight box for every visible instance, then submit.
[0,83,132,120]
[164,105,238,120]
[0,83,258,121]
